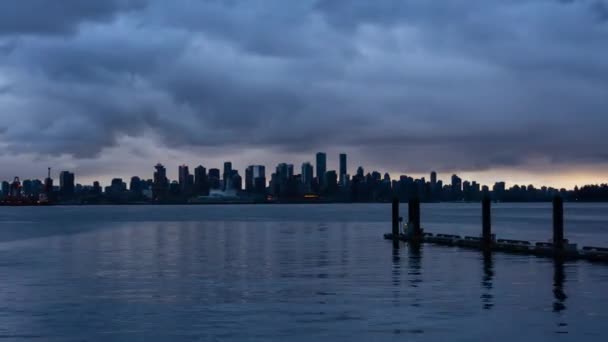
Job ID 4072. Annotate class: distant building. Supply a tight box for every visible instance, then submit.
[2,181,10,198]
[301,162,314,191]
[323,170,338,195]
[208,168,221,189]
[451,174,462,195]
[316,152,326,186]
[130,176,142,195]
[339,153,347,186]
[245,165,266,193]
[194,165,209,195]
[93,181,102,195]
[153,163,169,200]
[178,165,190,192]
[59,171,75,198]
[223,162,233,191]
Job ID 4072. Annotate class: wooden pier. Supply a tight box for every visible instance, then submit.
[384,196,608,263]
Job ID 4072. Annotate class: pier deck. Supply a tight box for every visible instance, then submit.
[383,232,608,262]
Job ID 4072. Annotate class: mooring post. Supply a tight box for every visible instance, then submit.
[553,195,564,250]
[412,198,422,238]
[392,197,399,239]
[482,197,492,246]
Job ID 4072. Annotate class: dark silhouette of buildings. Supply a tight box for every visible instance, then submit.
[3,152,608,204]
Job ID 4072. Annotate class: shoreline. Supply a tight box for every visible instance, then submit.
[2,200,608,207]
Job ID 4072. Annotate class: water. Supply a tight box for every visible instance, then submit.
[1,203,608,341]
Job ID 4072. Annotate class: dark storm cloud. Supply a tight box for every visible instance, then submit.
[1,0,608,176]
[0,0,147,36]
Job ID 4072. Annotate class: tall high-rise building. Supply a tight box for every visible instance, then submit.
[130,176,142,195]
[194,165,208,195]
[208,168,221,189]
[253,165,266,193]
[22,179,33,196]
[1,181,9,197]
[339,153,347,185]
[223,162,233,191]
[276,163,292,182]
[245,165,266,193]
[245,166,254,192]
[451,174,463,196]
[178,165,190,191]
[59,171,75,197]
[93,181,102,195]
[316,152,326,185]
[301,162,314,191]
[153,163,168,200]
[356,166,364,178]
[431,171,437,186]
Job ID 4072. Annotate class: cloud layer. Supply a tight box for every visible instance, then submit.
[1,0,607,184]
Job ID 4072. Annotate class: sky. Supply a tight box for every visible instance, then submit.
[0,0,607,189]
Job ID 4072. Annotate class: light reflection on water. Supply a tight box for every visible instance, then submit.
[0,203,607,341]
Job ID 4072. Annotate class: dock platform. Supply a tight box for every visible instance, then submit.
[383,232,608,262]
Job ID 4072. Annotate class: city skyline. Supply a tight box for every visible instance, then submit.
[3,151,608,194]
[2,151,608,191]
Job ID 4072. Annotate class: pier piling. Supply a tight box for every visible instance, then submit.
[392,198,399,239]
[411,198,422,238]
[482,197,492,246]
[553,196,564,250]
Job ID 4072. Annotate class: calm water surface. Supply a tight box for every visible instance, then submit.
[1,203,608,341]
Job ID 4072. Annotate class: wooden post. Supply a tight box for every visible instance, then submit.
[392,198,399,239]
[482,197,492,246]
[553,196,564,250]
[412,198,421,237]
[407,200,413,226]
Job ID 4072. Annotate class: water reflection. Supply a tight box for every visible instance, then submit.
[553,259,568,334]
[391,241,401,303]
[553,259,567,313]
[407,243,422,289]
[481,251,494,310]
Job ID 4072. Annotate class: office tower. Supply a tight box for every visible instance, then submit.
[194,165,208,195]
[301,162,313,191]
[59,171,75,197]
[323,170,338,194]
[276,163,292,182]
[451,174,462,192]
[153,163,168,200]
[208,168,221,189]
[130,176,142,195]
[93,181,102,195]
[287,164,294,178]
[154,163,167,185]
[1,181,9,198]
[245,165,266,193]
[223,162,232,191]
[31,179,43,196]
[316,152,326,186]
[250,165,266,194]
[110,178,126,193]
[232,172,242,191]
[178,165,190,191]
[356,166,364,178]
[339,153,347,185]
[431,171,437,186]
[245,166,254,192]
[22,179,33,196]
